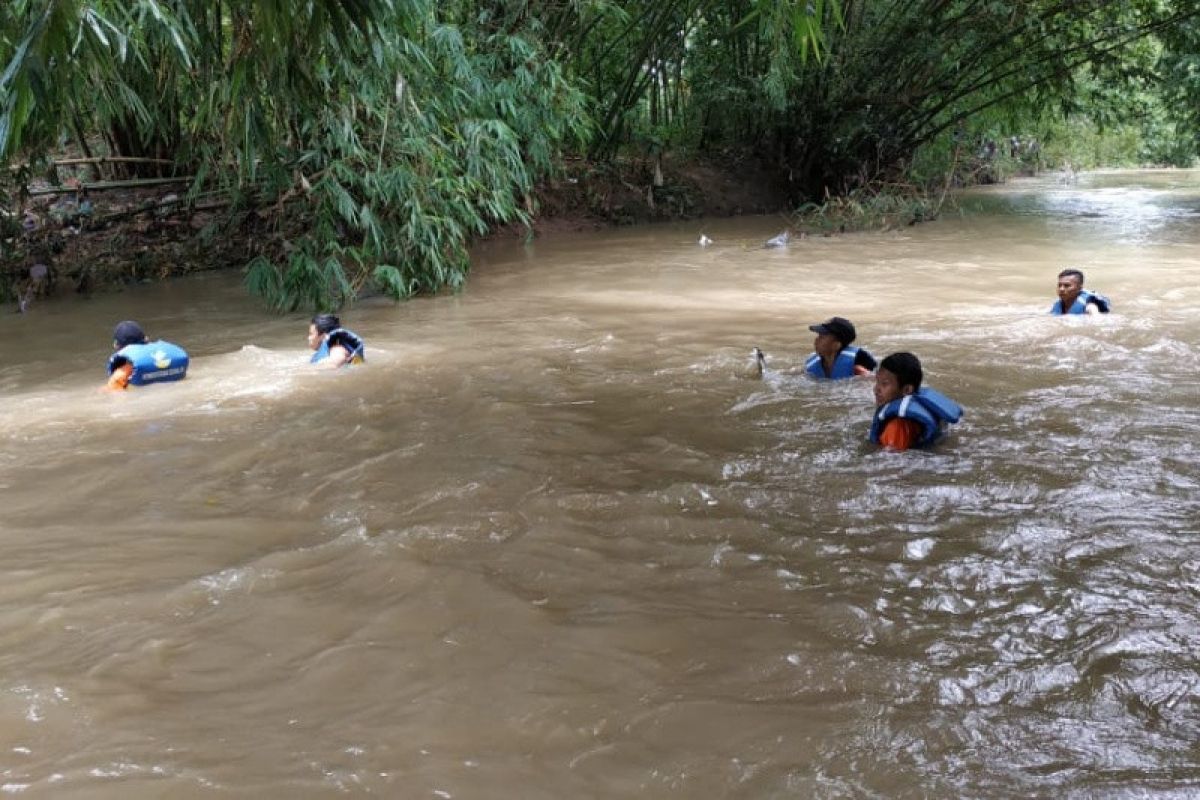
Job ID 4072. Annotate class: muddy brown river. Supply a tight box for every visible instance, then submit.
[1,170,1198,797]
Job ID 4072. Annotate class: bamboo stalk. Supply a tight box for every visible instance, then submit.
[69,115,99,176]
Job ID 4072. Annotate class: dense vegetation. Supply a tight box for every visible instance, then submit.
[3,0,1200,309]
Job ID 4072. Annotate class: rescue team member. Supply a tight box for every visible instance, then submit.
[105,320,189,391]
[805,316,877,379]
[869,352,962,451]
[1051,268,1110,315]
[308,313,365,368]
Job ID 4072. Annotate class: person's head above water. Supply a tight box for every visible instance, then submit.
[874,351,922,406]
[112,320,147,349]
[312,314,340,334]
[808,316,856,345]
[808,316,856,358]
[308,314,340,350]
[307,313,365,367]
[1056,268,1085,305]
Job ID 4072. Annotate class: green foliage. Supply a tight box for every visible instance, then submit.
[1,0,588,310]
[794,183,944,235]
[905,53,1199,182]
[1143,19,1200,166]
[1040,119,1144,170]
[1139,116,1198,167]
[245,12,590,309]
[593,0,1200,198]
[565,0,844,160]
[4,0,1200,311]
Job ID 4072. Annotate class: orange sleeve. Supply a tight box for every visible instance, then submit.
[106,362,134,391]
[878,417,922,451]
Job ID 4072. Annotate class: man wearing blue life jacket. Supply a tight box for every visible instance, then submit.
[105,320,189,390]
[805,316,877,379]
[308,314,365,368]
[869,352,962,451]
[1051,268,1110,315]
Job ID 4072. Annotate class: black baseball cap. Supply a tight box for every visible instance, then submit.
[808,316,856,345]
[113,320,147,347]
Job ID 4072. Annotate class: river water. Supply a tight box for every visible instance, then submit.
[1,170,1198,797]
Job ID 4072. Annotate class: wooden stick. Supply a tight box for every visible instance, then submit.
[51,156,175,166]
[26,176,195,197]
[86,190,261,226]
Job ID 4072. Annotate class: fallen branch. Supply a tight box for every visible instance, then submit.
[51,156,174,167]
[86,189,278,227]
[26,176,195,197]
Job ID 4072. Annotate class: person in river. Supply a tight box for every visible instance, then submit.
[805,316,877,379]
[308,313,365,368]
[105,320,189,390]
[15,261,51,313]
[1051,268,1110,315]
[869,352,962,451]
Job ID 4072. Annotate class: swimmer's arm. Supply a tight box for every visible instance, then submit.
[854,349,878,372]
[103,363,134,391]
[314,344,351,369]
[877,418,921,451]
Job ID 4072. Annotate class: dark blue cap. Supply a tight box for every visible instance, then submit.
[808,316,856,346]
[113,320,147,347]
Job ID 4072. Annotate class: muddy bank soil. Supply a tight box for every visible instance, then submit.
[1,156,791,307]
[520,155,792,234]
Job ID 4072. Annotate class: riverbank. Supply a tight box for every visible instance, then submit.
[1,155,792,308]
[519,155,792,235]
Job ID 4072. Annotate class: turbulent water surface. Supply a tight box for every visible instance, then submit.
[1,170,1198,798]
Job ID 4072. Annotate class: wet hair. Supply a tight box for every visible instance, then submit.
[1057,268,1085,284]
[311,314,341,335]
[879,352,923,391]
